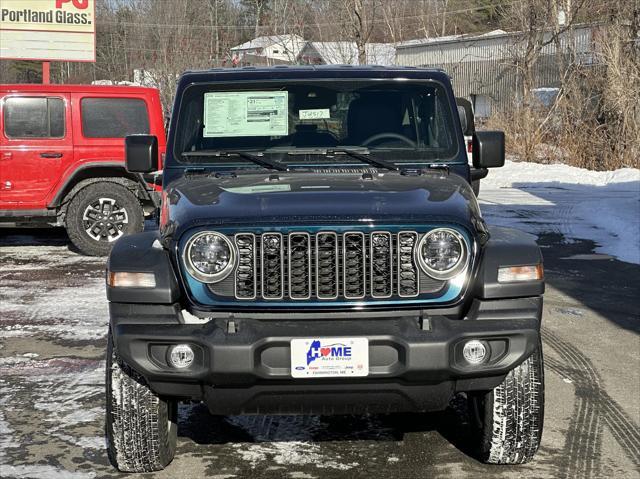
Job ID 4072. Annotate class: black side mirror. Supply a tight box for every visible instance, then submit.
[472,131,505,168]
[125,135,158,173]
[455,97,475,136]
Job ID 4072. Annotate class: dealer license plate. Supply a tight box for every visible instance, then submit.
[290,337,369,378]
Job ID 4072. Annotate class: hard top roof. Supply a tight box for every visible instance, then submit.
[178,64,450,86]
[0,84,159,95]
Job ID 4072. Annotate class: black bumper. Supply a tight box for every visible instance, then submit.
[110,297,542,414]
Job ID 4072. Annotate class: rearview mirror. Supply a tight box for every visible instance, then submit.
[125,135,158,173]
[472,131,505,168]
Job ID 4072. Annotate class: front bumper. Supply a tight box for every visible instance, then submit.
[110,297,541,414]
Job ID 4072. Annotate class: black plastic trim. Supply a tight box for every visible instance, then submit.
[106,231,180,304]
[470,167,488,182]
[476,226,544,299]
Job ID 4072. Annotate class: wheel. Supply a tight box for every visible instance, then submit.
[106,329,177,472]
[65,182,144,256]
[469,340,545,464]
[472,180,480,197]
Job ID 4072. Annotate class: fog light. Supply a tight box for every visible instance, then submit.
[168,344,194,369]
[463,340,487,364]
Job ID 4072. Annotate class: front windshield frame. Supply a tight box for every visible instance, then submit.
[169,78,464,168]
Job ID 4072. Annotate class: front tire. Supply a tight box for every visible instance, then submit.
[66,182,144,256]
[106,329,177,472]
[469,341,545,464]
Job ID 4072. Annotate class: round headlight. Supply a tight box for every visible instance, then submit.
[416,228,468,280]
[184,232,236,283]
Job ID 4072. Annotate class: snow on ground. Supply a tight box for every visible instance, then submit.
[480,160,640,264]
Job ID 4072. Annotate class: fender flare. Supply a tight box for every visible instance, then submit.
[50,162,153,208]
[107,231,180,304]
[474,226,545,299]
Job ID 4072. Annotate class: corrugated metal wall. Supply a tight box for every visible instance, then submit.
[396,25,597,115]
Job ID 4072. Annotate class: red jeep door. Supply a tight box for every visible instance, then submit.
[0,93,72,209]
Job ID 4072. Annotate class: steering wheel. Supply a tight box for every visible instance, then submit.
[362,132,416,148]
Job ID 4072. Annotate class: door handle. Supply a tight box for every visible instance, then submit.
[1,152,11,160]
[40,152,63,158]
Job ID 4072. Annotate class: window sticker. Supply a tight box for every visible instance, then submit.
[299,108,330,120]
[203,91,288,137]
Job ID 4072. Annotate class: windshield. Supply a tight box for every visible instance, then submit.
[173,80,460,166]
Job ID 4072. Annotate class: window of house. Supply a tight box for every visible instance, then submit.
[3,97,65,138]
[81,98,149,138]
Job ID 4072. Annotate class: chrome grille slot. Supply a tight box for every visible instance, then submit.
[343,232,366,299]
[234,233,256,299]
[370,231,393,298]
[397,231,420,297]
[261,233,284,299]
[316,232,339,299]
[288,233,311,299]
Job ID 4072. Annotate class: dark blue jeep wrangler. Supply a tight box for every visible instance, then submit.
[105,66,545,472]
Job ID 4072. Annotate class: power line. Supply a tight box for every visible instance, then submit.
[96,0,518,30]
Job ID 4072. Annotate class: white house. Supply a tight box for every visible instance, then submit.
[297,42,396,66]
[230,34,306,65]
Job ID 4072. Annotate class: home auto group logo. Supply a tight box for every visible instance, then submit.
[306,340,353,366]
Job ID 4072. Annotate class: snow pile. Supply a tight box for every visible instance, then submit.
[480,160,640,264]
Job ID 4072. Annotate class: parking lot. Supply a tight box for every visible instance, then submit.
[1,184,639,479]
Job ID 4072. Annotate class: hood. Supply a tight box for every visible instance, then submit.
[162,171,484,240]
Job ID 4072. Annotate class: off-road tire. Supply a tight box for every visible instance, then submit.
[65,182,144,256]
[106,330,177,472]
[470,340,545,464]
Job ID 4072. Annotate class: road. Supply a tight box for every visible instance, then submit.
[1,186,639,479]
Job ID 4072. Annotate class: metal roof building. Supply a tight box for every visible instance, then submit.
[297,42,396,66]
[395,25,599,117]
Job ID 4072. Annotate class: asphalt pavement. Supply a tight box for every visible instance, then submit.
[0,200,638,478]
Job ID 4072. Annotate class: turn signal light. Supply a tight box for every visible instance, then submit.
[497,264,543,283]
[107,271,156,288]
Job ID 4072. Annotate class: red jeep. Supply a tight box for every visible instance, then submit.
[0,84,166,255]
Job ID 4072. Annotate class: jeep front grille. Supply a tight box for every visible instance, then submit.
[224,231,445,301]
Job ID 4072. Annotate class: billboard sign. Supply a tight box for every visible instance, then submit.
[0,0,95,62]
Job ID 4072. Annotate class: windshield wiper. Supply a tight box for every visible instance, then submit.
[326,148,399,171]
[181,150,288,172]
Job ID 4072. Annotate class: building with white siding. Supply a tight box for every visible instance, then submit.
[230,34,306,65]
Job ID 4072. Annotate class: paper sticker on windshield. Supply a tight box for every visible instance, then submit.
[299,109,330,120]
[203,91,288,137]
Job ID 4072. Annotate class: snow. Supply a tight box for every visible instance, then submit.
[0,465,95,479]
[232,442,358,471]
[480,160,640,264]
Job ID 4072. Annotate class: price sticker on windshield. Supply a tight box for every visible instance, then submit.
[299,109,330,120]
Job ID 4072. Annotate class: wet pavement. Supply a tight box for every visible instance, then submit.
[1,204,639,478]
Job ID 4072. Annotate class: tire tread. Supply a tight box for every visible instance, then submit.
[480,342,545,464]
[106,333,176,472]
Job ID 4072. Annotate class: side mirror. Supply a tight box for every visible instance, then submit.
[125,135,158,173]
[455,97,475,136]
[472,131,505,168]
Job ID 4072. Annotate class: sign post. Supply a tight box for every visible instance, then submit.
[0,0,96,83]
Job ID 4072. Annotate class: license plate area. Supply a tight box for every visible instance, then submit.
[290,337,369,378]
